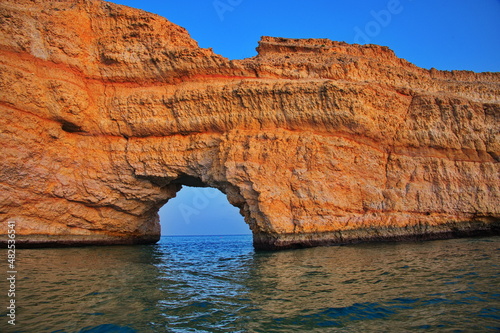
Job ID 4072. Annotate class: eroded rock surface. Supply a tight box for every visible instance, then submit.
[0,0,499,249]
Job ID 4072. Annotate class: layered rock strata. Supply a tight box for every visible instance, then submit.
[0,0,498,249]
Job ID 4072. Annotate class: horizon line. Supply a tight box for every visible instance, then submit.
[161,233,252,237]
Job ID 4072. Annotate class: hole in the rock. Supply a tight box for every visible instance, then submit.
[60,120,83,133]
[159,186,251,236]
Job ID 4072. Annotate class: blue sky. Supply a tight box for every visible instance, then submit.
[160,187,250,236]
[108,0,500,71]
[107,0,499,235]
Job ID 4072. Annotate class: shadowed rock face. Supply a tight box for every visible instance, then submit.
[0,0,499,249]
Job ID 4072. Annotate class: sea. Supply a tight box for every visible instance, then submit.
[1,235,499,332]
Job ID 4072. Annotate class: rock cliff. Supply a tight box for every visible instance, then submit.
[0,0,499,249]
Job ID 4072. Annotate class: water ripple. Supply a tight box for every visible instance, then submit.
[0,236,499,332]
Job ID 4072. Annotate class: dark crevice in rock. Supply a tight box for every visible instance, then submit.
[171,174,209,187]
[60,120,84,133]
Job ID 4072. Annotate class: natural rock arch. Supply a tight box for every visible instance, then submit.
[0,0,499,249]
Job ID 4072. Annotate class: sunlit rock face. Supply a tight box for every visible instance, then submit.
[0,0,498,249]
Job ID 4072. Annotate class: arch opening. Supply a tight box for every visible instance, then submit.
[159,182,252,237]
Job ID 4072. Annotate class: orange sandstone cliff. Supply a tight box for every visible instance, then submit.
[0,0,499,249]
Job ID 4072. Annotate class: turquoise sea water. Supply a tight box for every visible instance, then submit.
[1,235,499,332]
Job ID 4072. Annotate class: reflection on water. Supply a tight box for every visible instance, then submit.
[244,239,500,332]
[3,245,164,332]
[0,236,499,332]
